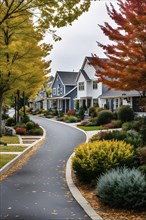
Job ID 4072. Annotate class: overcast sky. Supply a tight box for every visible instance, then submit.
[45,1,118,76]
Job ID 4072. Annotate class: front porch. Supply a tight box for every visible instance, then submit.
[47,97,71,113]
[75,97,99,114]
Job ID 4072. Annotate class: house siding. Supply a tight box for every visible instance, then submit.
[65,85,75,94]
[65,87,77,110]
[52,75,64,97]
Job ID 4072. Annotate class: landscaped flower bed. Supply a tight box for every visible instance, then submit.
[72,111,146,213]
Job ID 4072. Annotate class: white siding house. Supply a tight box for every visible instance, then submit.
[76,57,107,110]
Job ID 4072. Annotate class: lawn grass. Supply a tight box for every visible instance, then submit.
[0,135,19,144]
[77,125,105,131]
[0,154,17,169]
[0,146,27,152]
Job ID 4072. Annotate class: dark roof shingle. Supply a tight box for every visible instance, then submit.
[57,71,78,85]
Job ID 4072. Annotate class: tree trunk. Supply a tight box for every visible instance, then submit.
[23,91,26,116]
[0,93,3,135]
[17,90,20,123]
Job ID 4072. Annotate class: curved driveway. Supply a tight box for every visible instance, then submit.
[0,117,91,220]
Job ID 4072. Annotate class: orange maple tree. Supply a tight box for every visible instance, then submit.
[91,0,146,97]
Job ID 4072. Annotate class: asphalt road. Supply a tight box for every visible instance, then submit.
[0,117,91,220]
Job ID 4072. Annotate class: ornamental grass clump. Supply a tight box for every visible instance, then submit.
[72,140,134,182]
[97,167,146,209]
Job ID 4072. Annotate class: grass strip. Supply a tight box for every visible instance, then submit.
[0,135,19,144]
[0,154,17,169]
[0,146,27,152]
[77,125,105,131]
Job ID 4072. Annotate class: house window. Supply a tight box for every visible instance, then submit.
[60,87,63,95]
[79,82,84,91]
[116,99,119,108]
[93,81,98,89]
[53,88,56,95]
[57,85,60,95]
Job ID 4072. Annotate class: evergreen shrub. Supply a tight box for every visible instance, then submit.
[97,167,146,209]
[67,116,78,123]
[72,140,134,182]
[6,117,15,126]
[117,105,134,122]
[28,128,43,135]
[89,107,97,118]
[97,110,113,125]
[21,114,30,123]
[26,121,35,130]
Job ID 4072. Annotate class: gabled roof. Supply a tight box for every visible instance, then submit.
[99,89,140,99]
[81,56,92,70]
[57,71,78,85]
[81,56,107,70]
[76,69,91,82]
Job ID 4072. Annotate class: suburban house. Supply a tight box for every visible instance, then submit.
[29,56,145,115]
[48,71,78,113]
[29,78,53,111]
[99,89,146,115]
[75,57,108,112]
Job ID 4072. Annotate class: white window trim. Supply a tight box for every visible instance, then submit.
[78,82,84,91]
[93,81,98,90]
[53,88,56,95]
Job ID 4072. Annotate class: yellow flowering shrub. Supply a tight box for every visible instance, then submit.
[72,140,134,182]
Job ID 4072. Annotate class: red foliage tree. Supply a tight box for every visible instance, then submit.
[91,0,146,97]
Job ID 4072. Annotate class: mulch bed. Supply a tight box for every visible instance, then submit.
[72,171,146,220]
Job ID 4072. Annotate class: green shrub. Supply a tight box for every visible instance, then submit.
[97,167,146,209]
[117,105,134,122]
[112,120,122,128]
[6,117,15,126]
[112,130,128,140]
[77,108,85,120]
[21,114,30,123]
[139,165,146,176]
[90,130,143,149]
[2,113,9,120]
[26,121,35,130]
[138,147,146,165]
[14,123,26,129]
[67,116,78,123]
[125,131,143,148]
[89,107,97,118]
[131,120,141,131]
[58,111,64,117]
[89,131,114,142]
[89,130,127,142]
[28,128,43,135]
[97,110,113,125]
[140,125,146,144]
[72,140,134,182]
[122,122,132,131]
[86,117,98,126]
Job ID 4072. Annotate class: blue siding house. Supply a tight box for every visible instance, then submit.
[49,71,78,113]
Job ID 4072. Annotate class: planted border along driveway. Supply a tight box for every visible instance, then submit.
[0,117,91,220]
